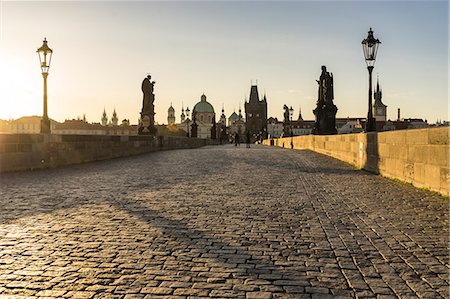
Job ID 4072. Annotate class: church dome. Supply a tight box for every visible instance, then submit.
[193,94,215,113]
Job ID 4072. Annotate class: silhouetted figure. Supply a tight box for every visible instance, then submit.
[210,116,217,140]
[283,104,290,136]
[220,124,227,145]
[312,66,337,135]
[191,111,198,138]
[246,131,251,148]
[234,132,240,147]
[139,74,157,135]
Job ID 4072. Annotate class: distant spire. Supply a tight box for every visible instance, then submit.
[376,74,380,92]
[374,75,384,107]
[298,106,303,121]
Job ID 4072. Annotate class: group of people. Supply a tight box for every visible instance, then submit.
[234,131,252,148]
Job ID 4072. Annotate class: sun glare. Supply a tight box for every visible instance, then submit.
[0,52,41,120]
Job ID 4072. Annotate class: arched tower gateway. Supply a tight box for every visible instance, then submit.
[244,85,267,138]
[192,94,215,139]
[168,104,175,125]
[373,77,387,122]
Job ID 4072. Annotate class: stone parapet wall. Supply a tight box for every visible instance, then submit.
[0,134,212,173]
[263,127,449,196]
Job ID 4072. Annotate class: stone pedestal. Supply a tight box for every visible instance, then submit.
[191,122,198,138]
[312,104,337,135]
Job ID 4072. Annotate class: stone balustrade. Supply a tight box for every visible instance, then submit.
[0,134,212,172]
[263,127,449,196]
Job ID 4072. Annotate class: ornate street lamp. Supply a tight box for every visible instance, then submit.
[185,107,190,137]
[362,28,381,132]
[289,106,294,137]
[37,38,53,133]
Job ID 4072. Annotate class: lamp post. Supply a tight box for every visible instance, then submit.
[289,106,294,137]
[362,28,381,132]
[186,107,190,137]
[37,38,53,134]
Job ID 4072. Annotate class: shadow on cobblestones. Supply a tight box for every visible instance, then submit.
[0,145,448,298]
[111,194,341,294]
[0,148,226,224]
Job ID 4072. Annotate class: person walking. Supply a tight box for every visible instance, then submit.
[246,130,251,148]
[235,132,240,147]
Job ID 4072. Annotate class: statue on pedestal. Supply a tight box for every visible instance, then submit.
[190,111,198,138]
[283,104,290,137]
[312,66,337,135]
[210,115,217,140]
[139,74,157,135]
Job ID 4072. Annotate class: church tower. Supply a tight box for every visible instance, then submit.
[373,77,387,122]
[101,109,108,126]
[111,109,118,126]
[220,106,226,126]
[180,106,186,123]
[168,103,175,125]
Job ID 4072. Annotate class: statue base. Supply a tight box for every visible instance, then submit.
[312,104,338,135]
[190,122,198,138]
[138,125,157,136]
[40,118,51,134]
[138,112,156,136]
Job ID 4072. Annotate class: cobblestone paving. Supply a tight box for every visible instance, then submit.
[0,145,448,299]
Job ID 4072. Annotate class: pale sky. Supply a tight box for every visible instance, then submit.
[0,1,448,125]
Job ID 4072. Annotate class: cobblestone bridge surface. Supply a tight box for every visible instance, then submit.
[0,145,448,299]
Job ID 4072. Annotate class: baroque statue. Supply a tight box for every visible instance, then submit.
[283,104,291,137]
[312,66,337,135]
[139,74,157,135]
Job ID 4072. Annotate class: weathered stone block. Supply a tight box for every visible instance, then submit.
[408,145,428,163]
[428,127,449,145]
[377,132,386,143]
[413,162,426,184]
[378,143,389,157]
[440,167,450,196]
[404,161,414,181]
[427,145,449,167]
[350,142,360,155]
[382,158,397,177]
[378,156,386,172]
[424,164,441,190]
[406,128,429,145]
[385,130,406,144]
